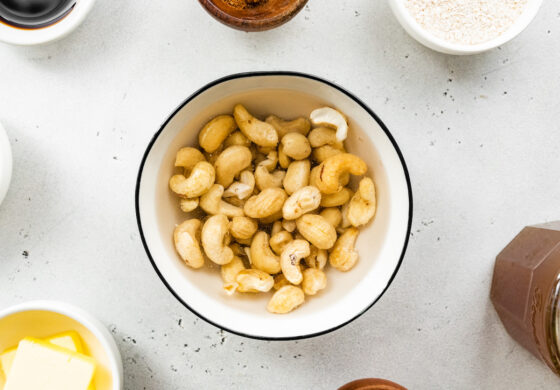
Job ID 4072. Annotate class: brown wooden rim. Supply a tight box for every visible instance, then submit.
[198,0,309,30]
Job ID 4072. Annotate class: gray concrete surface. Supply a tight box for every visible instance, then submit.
[1,0,559,388]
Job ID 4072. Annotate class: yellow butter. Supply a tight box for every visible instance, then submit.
[45,331,85,354]
[0,347,16,379]
[1,332,95,390]
[1,331,84,377]
[43,332,95,390]
[4,337,96,390]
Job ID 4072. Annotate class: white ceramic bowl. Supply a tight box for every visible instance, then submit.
[0,300,123,389]
[136,72,413,340]
[389,0,543,55]
[0,122,12,207]
[0,0,95,46]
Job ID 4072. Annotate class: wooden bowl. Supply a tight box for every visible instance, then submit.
[198,0,308,32]
[338,378,407,390]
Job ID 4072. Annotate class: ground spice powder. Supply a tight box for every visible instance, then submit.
[224,0,267,8]
[405,0,528,45]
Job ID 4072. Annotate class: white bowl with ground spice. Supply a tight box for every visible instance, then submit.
[389,0,543,54]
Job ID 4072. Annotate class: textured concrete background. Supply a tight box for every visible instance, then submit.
[0,0,559,389]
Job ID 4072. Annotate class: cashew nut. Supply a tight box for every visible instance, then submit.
[214,145,252,187]
[278,144,291,169]
[269,230,293,256]
[295,214,337,250]
[243,246,252,263]
[308,127,344,149]
[267,286,305,314]
[198,115,237,153]
[256,151,278,172]
[265,115,311,138]
[173,219,204,269]
[282,186,321,220]
[250,231,281,274]
[271,221,283,237]
[315,153,367,194]
[201,214,234,265]
[320,188,353,208]
[236,269,274,293]
[224,131,251,149]
[175,147,206,171]
[221,256,246,295]
[281,133,311,160]
[304,246,328,270]
[302,268,327,295]
[314,165,349,189]
[347,177,377,227]
[233,104,278,147]
[169,161,215,198]
[340,201,352,230]
[312,144,345,163]
[179,197,199,213]
[200,184,244,217]
[320,207,342,228]
[280,239,310,285]
[223,170,255,200]
[230,216,258,240]
[283,160,310,195]
[309,165,321,188]
[330,227,359,271]
[282,219,296,233]
[243,188,288,219]
[339,172,351,187]
[255,165,286,191]
[310,107,348,141]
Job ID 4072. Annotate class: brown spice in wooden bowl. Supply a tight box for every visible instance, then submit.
[224,0,267,8]
[199,0,307,31]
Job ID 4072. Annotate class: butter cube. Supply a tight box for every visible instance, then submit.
[45,331,85,354]
[45,333,95,390]
[0,331,84,378]
[0,347,16,378]
[4,338,96,390]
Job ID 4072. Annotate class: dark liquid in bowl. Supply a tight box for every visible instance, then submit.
[0,0,76,29]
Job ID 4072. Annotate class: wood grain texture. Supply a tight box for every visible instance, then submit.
[338,378,407,390]
[198,0,308,31]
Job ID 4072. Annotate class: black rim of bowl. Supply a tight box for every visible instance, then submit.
[135,71,414,341]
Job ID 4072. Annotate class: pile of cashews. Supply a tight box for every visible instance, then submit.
[170,104,377,314]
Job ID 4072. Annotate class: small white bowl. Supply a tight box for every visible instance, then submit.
[389,0,544,55]
[0,300,123,389]
[0,0,95,46]
[136,72,413,340]
[0,122,12,207]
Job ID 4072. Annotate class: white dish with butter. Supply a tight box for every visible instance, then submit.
[0,301,123,390]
